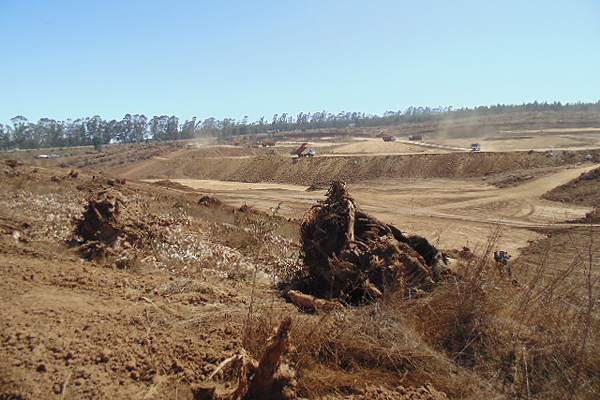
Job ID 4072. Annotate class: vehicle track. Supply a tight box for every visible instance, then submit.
[155,164,598,255]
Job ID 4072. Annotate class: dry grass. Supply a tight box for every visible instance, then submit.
[242,228,600,399]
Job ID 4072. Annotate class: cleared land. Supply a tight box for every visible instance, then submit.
[2,111,600,399]
[98,127,599,256]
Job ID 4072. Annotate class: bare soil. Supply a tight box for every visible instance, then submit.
[2,114,600,399]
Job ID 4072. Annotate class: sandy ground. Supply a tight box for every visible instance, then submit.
[158,163,598,256]
[0,169,300,399]
[138,128,599,256]
[300,131,600,156]
[2,119,600,399]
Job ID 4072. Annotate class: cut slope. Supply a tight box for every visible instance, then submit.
[113,150,600,186]
[543,166,600,206]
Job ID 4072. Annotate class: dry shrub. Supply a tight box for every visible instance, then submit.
[410,281,488,368]
[288,306,493,399]
[415,233,600,400]
[72,188,194,271]
[221,204,599,399]
[198,195,223,206]
[495,261,600,399]
[297,182,449,304]
[408,240,496,369]
[253,228,598,399]
[197,317,296,400]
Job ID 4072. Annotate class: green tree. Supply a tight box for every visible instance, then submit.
[0,124,10,150]
[181,117,196,139]
[119,114,134,142]
[166,116,179,140]
[86,116,103,145]
[150,115,169,141]
[11,116,31,149]
[132,114,148,142]
[36,118,65,148]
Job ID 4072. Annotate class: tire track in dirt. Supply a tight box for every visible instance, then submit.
[424,164,598,224]
[158,164,598,255]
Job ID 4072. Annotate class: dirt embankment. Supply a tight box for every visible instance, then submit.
[543,166,600,206]
[120,149,600,186]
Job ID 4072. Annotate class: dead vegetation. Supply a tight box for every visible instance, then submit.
[73,188,162,267]
[290,181,452,305]
[195,317,296,400]
[233,184,599,399]
[238,230,598,399]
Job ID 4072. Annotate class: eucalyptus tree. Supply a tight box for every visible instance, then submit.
[166,116,179,140]
[0,124,10,150]
[132,114,148,142]
[150,115,169,141]
[10,116,34,149]
[181,117,196,139]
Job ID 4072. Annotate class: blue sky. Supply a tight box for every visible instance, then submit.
[1,0,599,124]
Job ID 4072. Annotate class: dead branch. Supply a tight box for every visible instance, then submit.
[195,317,296,400]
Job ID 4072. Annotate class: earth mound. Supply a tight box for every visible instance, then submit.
[543,165,600,206]
[293,182,451,305]
[152,179,194,191]
[73,189,163,266]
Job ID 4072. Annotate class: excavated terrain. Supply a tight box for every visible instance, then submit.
[543,165,600,206]
[0,163,465,399]
[2,117,600,399]
[85,149,600,186]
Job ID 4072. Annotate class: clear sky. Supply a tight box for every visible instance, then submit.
[1,0,599,125]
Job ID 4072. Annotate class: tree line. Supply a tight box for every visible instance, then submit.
[1,101,599,151]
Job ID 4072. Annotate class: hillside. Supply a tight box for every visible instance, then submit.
[55,147,600,186]
[0,160,599,399]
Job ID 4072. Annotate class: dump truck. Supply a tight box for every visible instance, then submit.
[408,134,423,141]
[292,143,315,157]
[382,136,397,142]
[471,143,481,151]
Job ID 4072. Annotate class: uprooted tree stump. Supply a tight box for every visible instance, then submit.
[194,317,296,400]
[73,189,154,263]
[294,181,450,304]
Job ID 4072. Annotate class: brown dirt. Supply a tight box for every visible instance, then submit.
[93,149,600,186]
[156,163,597,258]
[543,166,600,206]
[2,117,600,399]
[0,166,300,399]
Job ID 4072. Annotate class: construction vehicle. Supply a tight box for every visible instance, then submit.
[470,143,481,151]
[292,143,315,158]
[408,134,423,141]
[382,136,397,142]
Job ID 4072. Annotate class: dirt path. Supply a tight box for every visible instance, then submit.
[156,164,597,256]
[418,164,597,223]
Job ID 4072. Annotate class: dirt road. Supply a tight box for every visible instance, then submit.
[157,164,598,256]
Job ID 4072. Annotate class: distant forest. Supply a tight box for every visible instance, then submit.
[1,101,599,150]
